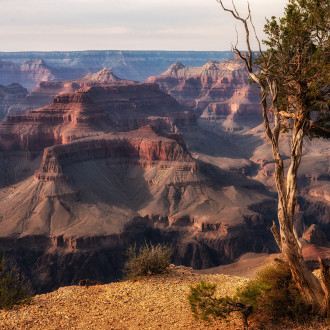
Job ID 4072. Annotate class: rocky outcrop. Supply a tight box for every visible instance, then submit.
[0,59,54,91]
[85,83,194,129]
[8,69,136,117]
[146,58,262,130]
[35,126,193,182]
[0,83,194,152]
[0,91,111,151]
[0,83,27,121]
[0,59,89,92]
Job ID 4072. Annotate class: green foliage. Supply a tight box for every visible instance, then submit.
[188,281,252,326]
[123,242,174,280]
[188,262,309,327]
[0,253,30,310]
[258,0,329,138]
[238,261,310,321]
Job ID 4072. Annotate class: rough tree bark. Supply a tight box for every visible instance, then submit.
[217,0,330,316]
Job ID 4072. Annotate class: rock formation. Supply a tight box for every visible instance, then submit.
[0,83,194,153]
[0,58,89,92]
[7,68,135,117]
[302,224,329,247]
[146,58,262,130]
[0,91,111,151]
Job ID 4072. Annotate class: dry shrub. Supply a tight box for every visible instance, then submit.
[123,242,174,280]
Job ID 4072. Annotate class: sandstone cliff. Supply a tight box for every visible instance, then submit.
[0,58,89,92]
[7,68,136,117]
[0,83,194,153]
[146,58,261,130]
[0,91,111,151]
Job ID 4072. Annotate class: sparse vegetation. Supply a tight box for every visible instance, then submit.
[188,280,252,327]
[123,242,174,280]
[0,253,30,310]
[188,261,309,327]
[219,0,330,315]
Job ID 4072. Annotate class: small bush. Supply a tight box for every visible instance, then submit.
[237,261,309,323]
[188,280,252,327]
[123,242,174,280]
[0,253,30,310]
[188,261,309,327]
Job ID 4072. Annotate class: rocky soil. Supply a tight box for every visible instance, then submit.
[0,265,327,330]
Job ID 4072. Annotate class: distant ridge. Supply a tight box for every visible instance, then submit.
[0,50,233,82]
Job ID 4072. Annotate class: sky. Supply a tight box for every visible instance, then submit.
[0,0,287,52]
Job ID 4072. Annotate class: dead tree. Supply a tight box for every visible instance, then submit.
[217,0,330,316]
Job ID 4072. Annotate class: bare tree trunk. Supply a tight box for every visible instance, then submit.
[319,258,330,318]
[270,125,325,312]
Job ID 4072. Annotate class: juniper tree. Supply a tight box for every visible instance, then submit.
[218,0,330,316]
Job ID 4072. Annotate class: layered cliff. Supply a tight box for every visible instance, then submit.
[7,69,136,117]
[146,58,262,130]
[0,83,194,153]
[35,126,192,182]
[0,91,111,151]
[0,123,277,292]
[85,83,194,129]
[0,58,89,92]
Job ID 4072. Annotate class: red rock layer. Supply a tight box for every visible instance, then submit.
[0,91,110,151]
[0,83,194,152]
[146,58,261,128]
[35,126,192,182]
[8,68,135,116]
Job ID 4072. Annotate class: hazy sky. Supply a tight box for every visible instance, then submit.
[0,0,287,52]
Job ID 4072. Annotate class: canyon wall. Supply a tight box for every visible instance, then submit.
[7,68,135,117]
[0,83,194,153]
[147,57,262,130]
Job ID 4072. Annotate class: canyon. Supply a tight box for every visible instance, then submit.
[0,54,328,294]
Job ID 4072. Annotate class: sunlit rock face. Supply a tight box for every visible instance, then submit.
[147,57,262,130]
[6,68,135,117]
[0,82,194,152]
